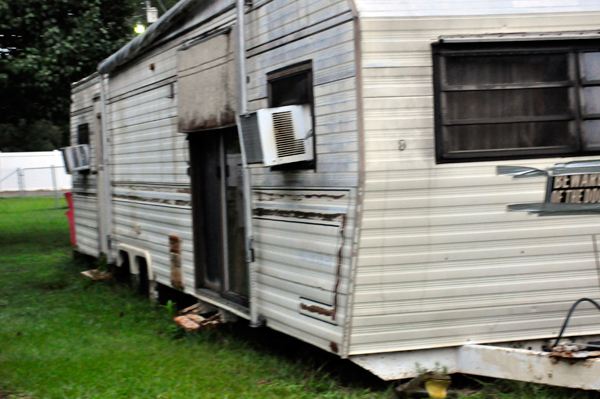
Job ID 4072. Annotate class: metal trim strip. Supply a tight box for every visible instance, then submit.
[441,30,600,43]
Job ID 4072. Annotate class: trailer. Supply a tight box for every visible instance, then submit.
[68,0,600,389]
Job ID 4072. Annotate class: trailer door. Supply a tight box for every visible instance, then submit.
[189,128,248,305]
[178,29,248,305]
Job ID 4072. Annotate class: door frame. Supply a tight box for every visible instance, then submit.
[188,127,249,306]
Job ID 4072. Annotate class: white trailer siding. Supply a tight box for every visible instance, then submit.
[86,0,362,356]
[352,1,600,17]
[113,201,193,287]
[107,5,238,291]
[349,8,600,355]
[245,0,358,353]
[70,75,101,257]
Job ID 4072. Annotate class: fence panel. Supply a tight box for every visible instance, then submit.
[0,151,72,193]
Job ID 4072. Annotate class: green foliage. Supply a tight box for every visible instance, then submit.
[0,119,64,152]
[0,0,136,151]
[0,0,185,152]
[160,299,177,315]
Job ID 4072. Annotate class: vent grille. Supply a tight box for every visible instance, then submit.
[239,113,264,164]
[272,111,305,158]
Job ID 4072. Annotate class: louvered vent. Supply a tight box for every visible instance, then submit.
[272,111,306,158]
[249,104,313,166]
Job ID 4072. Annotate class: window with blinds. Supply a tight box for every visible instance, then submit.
[433,41,600,163]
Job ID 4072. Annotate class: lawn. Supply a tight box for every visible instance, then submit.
[0,196,598,399]
[0,196,388,398]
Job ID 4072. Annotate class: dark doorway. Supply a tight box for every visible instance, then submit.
[189,128,249,305]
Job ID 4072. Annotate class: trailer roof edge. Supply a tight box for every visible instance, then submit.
[97,0,205,75]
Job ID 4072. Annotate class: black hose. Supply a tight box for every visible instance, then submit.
[552,298,600,349]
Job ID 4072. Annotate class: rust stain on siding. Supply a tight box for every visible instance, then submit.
[113,194,191,207]
[253,208,344,222]
[300,303,335,317]
[331,215,347,321]
[255,191,347,202]
[169,235,183,290]
[169,235,181,254]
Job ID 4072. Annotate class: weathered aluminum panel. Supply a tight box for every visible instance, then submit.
[112,198,194,289]
[70,75,102,258]
[353,0,600,17]
[350,11,600,356]
[177,31,236,132]
[107,10,237,186]
[105,6,238,294]
[247,0,352,50]
[244,0,359,354]
[252,188,353,353]
[350,343,600,388]
[72,194,100,257]
[108,8,236,99]
[246,21,360,188]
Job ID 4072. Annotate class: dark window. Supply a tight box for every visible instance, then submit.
[77,123,90,145]
[267,61,313,108]
[433,41,600,162]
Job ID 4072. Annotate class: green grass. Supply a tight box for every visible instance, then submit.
[1,197,599,399]
[0,197,389,398]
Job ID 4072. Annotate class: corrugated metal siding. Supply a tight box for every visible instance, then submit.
[353,0,600,17]
[110,83,184,184]
[70,76,101,258]
[350,12,600,355]
[248,0,352,49]
[246,23,359,185]
[245,0,358,353]
[252,189,353,350]
[113,200,193,287]
[107,7,237,290]
[72,195,100,257]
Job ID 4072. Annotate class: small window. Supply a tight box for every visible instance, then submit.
[77,123,90,145]
[267,61,313,108]
[433,41,600,162]
[267,61,315,169]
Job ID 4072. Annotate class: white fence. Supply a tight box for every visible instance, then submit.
[0,151,72,193]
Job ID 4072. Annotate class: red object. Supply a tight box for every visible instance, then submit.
[65,192,76,246]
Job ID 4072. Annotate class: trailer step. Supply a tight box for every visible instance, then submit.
[174,300,237,331]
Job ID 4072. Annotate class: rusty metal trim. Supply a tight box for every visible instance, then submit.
[169,235,183,290]
[332,214,347,321]
[253,208,344,222]
[299,297,336,325]
[301,302,335,317]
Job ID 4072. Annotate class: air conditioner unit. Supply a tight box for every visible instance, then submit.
[61,145,91,174]
[240,104,313,167]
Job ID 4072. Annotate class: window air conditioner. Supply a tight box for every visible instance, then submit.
[61,144,91,174]
[240,104,313,167]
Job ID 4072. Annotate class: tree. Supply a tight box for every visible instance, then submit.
[0,0,137,150]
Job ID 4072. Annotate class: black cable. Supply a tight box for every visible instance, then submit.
[552,298,600,349]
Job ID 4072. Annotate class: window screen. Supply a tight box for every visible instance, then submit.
[433,42,600,162]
